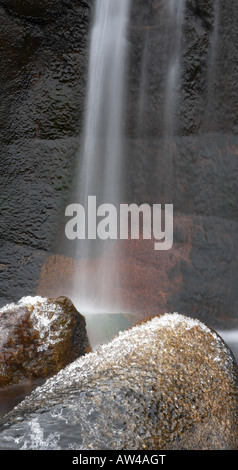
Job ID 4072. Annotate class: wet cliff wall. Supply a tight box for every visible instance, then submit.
[124,0,238,326]
[0,0,91,306]
[1,0,238,328]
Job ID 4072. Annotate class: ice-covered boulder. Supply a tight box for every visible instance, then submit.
[0,296,91,387]
[0,312,237,450]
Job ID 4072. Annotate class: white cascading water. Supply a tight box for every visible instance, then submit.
[162,0,185,199]
[163,0,185,140]
[204,0,220,127]
[70,0,184,315]
[136,30,149,138]
[71,0,131,313]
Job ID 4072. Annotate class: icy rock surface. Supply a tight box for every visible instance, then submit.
[0,313,237,450]
[0,296,91,386]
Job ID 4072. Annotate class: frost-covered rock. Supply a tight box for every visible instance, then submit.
[0,313,237,450]
[0,296,91,387]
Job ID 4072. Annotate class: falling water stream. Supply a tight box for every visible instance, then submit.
[71,0,131,314]
[163,0,185,139]
[70,0,185,315]
[162,0,185,198]
[204,0,220,128]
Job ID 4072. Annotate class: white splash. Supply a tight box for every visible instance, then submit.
[20,418,60,450]
[0,296,47,313]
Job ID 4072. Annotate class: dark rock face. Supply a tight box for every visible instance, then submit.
[123,0,238,326]
[0,296,91,387]
[0,313,237,450]
[0,0,91,305]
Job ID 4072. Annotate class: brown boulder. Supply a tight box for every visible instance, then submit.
[0,312,237,450]
[0,296,91,387]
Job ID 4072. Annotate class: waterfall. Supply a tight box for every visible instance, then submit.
[71,0,131,313]
[68,0,184,313]
[163,0,185,139]
[136,31,150,138]
[204,0,220,128]
[160,0,185,200]
[209,1,220,68]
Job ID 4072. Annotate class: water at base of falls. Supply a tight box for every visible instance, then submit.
[0,379,45,419]
[218,329,238,365]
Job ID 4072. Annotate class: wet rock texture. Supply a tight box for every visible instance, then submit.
[123,0,238,326]
[0,313,237,450]
[0,0,91,305]
[0,296,91,387]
